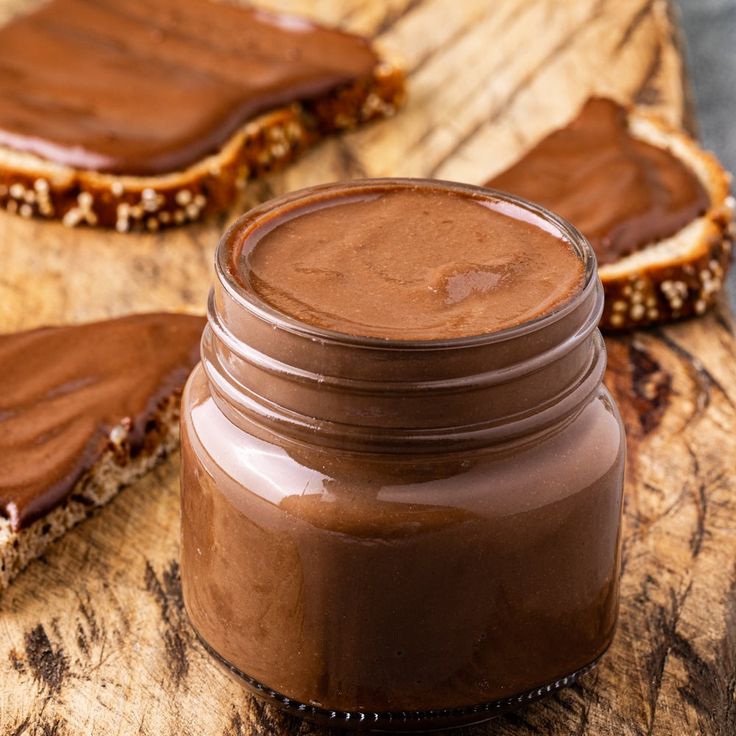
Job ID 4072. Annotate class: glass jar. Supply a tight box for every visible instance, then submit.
[180,179,625,731]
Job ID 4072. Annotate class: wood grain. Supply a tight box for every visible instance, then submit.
[1,1,734,734]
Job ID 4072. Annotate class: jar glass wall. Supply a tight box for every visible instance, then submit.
[180,179,625,731]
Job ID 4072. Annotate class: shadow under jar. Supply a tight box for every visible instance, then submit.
[180,179,625,731]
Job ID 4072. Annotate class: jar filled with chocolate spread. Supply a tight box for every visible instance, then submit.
[180,179,625,730]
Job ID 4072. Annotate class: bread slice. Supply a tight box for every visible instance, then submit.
[598,110,733,329]
[0,63,404,232]
[0,395,181,590]
[0,313,204,590]
[485,100,733,330]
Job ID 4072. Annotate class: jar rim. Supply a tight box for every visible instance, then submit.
[216,177,598,350]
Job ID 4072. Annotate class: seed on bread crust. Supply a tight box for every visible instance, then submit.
[598,109,733,331]
[0,65,405,232]
[175,189,193,206]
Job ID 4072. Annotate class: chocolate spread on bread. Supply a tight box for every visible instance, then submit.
[0,0,378,175]
[487,98,710,265]
[236,185,584,339]
[0,313,204,530]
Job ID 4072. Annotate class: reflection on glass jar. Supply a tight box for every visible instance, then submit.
[180,179,625,731]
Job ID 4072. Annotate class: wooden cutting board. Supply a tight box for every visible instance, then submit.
[1,1,735,734]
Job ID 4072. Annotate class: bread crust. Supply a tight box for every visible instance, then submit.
[0,394,181,591]
[599,108,734,330]
[0,64,405,232]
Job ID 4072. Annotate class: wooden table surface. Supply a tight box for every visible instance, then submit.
[1,1,735,734]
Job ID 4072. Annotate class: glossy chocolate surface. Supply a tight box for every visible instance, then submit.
[236,184,584,339]
[0,313,204,530]
[0,0,377,175]
[487,98,710,265]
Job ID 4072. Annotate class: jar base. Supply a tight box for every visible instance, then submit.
[196,633,602,732]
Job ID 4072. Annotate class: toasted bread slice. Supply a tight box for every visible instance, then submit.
[0,395,181,590]
[0,313,204,590]
[0,64,404,232]
[599,110,733,329]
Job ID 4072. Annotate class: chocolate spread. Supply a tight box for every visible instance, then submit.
[180,180,626,725]
[0,0,377,175]
[0,313,204,530]
[487,98,710,265]
[236,185,584,339]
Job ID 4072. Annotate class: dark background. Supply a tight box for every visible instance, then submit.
[678,0,735,302]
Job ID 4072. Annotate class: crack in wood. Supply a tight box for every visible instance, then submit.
[630,582,688,733]
[425,0,614,178]
[672,564,736,735]
[685,444,708,558]
[8,718,30,736]
[657,328,736,414]
[713,308,735,337]
[406,2,526,80]
[226,711,246,736]
[73,590,101,661]
[634,40,664,108]
[335,138,368,179]
[374,0,427,37]
[572,698,590,736]
[143,559,190,685]
[38,719,66,736]
[627,341,673,436]
[615,0,656,51]
[23,623,69,694]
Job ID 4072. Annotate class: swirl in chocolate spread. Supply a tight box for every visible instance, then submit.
[0,313,204,530]
[487,98,710,265]
[0,0,377,175]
